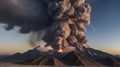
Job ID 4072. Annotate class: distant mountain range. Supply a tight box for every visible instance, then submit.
[115,55,120,58]
[0,55,9,60]
[1,47,120,66]
[1,48,66,62]
[1,48,48,62]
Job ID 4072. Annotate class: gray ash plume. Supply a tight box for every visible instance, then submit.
[45,0,91,50]
[0,0,91,50]
[0,0,50,33]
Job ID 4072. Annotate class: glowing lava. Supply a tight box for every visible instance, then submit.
[57,49,63,53]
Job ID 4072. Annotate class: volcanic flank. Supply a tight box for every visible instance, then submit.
[0,0,120,66]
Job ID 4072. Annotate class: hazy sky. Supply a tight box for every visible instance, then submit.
[0,0,120,55]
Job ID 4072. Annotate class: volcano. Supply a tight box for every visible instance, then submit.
[20,51,101,66]
[0,0,120,66]
[2,47,120,66]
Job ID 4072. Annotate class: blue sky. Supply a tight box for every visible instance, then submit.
[86,0,120,54]
[0,25,32,54]
[0,0,120,55]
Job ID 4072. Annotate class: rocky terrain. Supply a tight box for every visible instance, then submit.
[1,47,120,66]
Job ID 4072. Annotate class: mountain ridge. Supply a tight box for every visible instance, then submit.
[1,47,120,66]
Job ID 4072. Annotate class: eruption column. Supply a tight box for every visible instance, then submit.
[46,0,91,51]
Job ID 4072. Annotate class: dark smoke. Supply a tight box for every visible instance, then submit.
[0,0,50,33]
[0,0,91,49]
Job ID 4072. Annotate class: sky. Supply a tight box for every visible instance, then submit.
[0,0,120,55]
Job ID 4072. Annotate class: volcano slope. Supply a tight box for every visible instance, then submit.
[20,51,101,66]
[18,48,120,66]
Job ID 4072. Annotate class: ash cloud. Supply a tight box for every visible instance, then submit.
[0,0,50,33]
[0,0,91,50]
[47,0,91,50]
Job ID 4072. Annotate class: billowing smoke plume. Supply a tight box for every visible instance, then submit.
[0,0,91,51]
[29,30,47,47]
[45,0,91,50]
